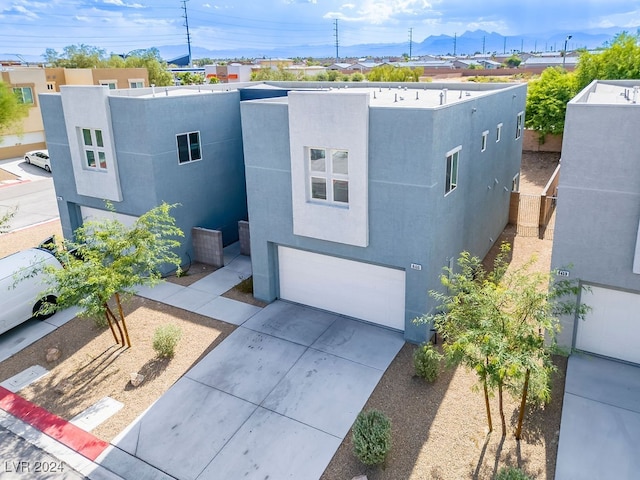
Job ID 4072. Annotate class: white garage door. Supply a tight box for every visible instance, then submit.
[576,286,640,364]
[80,206,138,227]
[278,246,406,331]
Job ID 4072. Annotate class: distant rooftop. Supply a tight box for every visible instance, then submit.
[575,80,640,105]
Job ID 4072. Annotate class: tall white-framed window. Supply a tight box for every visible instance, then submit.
[129,79,144,88]
[481,130,489,152]
[100,80,117,90]
[515,112,524,140]
[308,147,349,205]
[80,128,108,170]
[496,123,503,143]
[512,173,520,192]
[13,86,34,104]
[445,146,461,196]
[176,131,202,164]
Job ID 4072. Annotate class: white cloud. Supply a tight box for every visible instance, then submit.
[324,0,433,24]
[103,0,144,8]
[341,3,356,8]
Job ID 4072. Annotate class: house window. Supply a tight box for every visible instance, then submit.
[515,112,524,140]
[176,132,202,164]
[81,128,107,170]
[13,86,34,104]
[481,130,489,152]
[445,146,461,196]
[129,79,144,88]
[308,147,349,204]
[496,123,503,142]
[100,80,117,90]
[46,82,55,91]
[512,173,520,192]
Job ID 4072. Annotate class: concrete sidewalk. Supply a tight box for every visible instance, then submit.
[1,242,405,479]
[555,354,640,480]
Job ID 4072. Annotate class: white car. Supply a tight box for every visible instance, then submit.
[24,149,51,172]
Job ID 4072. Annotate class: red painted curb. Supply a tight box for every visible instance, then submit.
[0,386,109,461]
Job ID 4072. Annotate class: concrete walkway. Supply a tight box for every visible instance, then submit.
[1,241,404,479]
[555,354,640,480]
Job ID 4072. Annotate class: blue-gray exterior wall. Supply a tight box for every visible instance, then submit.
[40,91,247,268]
[241,85,525,343]
[551,90,640,347]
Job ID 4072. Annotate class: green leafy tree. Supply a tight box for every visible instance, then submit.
[504,55,522,68]
[47,44,107,68]
[119,48,174,86]
[40,203,183,348]
[367,65,421,82]
[0,81,29,136]
[416,245,589,438]
[0,207,17,234]
[251,66,297,81]
[176,71,205,85]
[575,31,640,90]
[525,67,578,141]
[350,72,365,82]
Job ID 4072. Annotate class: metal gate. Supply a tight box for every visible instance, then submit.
[516,193,541,237]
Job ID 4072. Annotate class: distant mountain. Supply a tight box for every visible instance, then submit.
[155,27,634,62]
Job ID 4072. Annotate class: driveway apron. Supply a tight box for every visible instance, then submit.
[555,354,640,480]
[102,300,404,480]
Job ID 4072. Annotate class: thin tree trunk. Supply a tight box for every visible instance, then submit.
[105,304,125,346]
[483,378,493,433]
[515,369,530,441]
[498,382,506,437]
[103,310,119,344]
[115,293,131,348]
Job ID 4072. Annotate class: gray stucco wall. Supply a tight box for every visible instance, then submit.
[241,84,525,343]
[551,97,640,347]
[40,90,248,270]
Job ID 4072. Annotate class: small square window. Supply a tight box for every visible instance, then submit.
[95,129,104,148]
[83,129,92,146]
[311,177,327,200]
[13,87,34,105]
[333,180,349,203]
[86,150,96,167]
[332,150,348,174]
[176,131,202,164]
[310,148,326,172]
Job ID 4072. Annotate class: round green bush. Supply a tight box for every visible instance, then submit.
[413,343,443,382]
[153,324,182,358]
[352,409,392,466]
[495,466,533,480]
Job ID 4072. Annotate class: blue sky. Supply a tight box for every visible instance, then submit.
[1,0,640,58]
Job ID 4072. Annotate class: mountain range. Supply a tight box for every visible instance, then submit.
[155,26,636,61]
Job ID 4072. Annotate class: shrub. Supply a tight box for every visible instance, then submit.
[352,409,392,466]
[153,324,182,358]
[413,342,443,382]
[236,276,253,294]
[495,466,533,480]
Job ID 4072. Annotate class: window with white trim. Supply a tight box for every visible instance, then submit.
[176,132,202,164]
[481,130,489,152]
[129,79,144,88]
[13,86,34,104]
[445,146,461,195]
[308,147,349,204]
[496,123,503,142]
[80,128,108,170]
[515,112,524,140]
[46,82,56,91]
[100,80,117,90]
[512,173,520,192]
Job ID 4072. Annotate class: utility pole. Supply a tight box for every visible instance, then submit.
[334,19,339,62]
[453,32,457,56]
[503,37,506,54]
[482,35,486,55]
[408,28,413,60]
[181,0,192,67]
[521,38,523,53]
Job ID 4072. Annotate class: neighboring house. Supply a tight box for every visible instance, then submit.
[478,59,502,69]
[327,63,352,71]
[521,55,578,68]
[240,82,527,343]
[0,66,148,160]
[391,60,455,69]
[346,62,381,73]
[204,64,253,83]
[39,84,248,269]
[453,59,482,69]
[551,80,640,365]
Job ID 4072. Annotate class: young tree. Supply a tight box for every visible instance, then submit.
[525,67,578,142]
[0,81,29,135]
[0,207,17,234]
[416,244,588,438]
[40,203,183,348]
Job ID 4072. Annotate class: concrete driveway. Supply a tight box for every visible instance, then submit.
[98,300,405,480]
[555,354,640,479]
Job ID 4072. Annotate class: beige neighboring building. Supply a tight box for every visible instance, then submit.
[0,66,148,160]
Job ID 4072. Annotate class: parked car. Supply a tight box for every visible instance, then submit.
[0,247,62,335]
[24,149,51,172]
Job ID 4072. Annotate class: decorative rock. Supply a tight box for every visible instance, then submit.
[130,372,145,387]
[45,348,61,363]
[54,380,73,395]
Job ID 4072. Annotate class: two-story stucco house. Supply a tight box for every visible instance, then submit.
[551,80,640,364]
[39,84,248,268]
[240,82,527,343]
